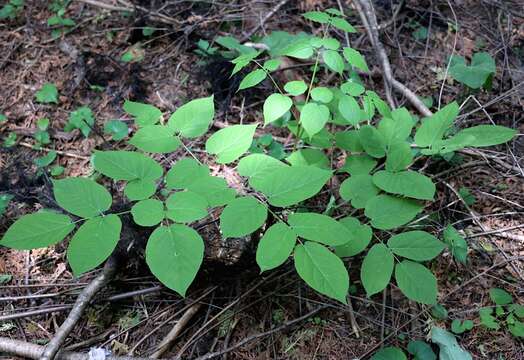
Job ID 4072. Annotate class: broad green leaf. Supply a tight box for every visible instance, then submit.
[339,154,376,175]
[220,196,267,238]
[282,40,314,59]
[371,347,406,360]
[489,288,512,305]
[335,130,363,151]
[443,225,468,264]
[415,102,459,148]
[372,170,436,200]
[407,340,436,360]
[331,17,356,33]
[146,224,204,296]
[385,141,413,172]
[65,106,94,137]
[124,179,157,201]
[104,120,128,140]
[323,50,344,74]
[449,52,495,89]
[310,87,333,103]
[284,80,307,96]
[339,174,380,209]
[340,81,365,96]
[205,124,257,163]
[165,157,209,190]
[256,222,297,272]
[294,242,349,303]
[288,212,352,246]
[451,319,474,334]
[251,166,332,207]
[300,103,330,137]
[390,107,415,140]
[395,260,437,304]
[92,151,163,181]
[123,101,162,126]
[338,95,360,125]
[262,59,281,71]
[343,47,369,72]
[237,154,287,188]
[0,211,74,249]
[387,231,446,261]
[165,191,208,223]
[359,125,386,158]
[365,195,423,230]
[35,83,58,104]
[361,244,394,296]
[286,149,329,169]
[131,199,164,226]
[367,91,391,118]
[34,151,56,168]
[238,69,267,91]
[263,94,293,125]
[431,327,473,360]
[187,176,236,207]
[333,217,372,257]
[457,125,516,147]
[303,11,330,23]
[168,95,215,138]
[129,125,181,153]
[67,214,121,276]
[508,319,524,338]
[479,307,500,329]
[288,121,333,149]
[53,178,112,218]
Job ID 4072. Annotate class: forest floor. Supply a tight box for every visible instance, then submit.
[1,0,523,359]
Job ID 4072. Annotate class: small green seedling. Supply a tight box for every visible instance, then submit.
[479,288,524,338]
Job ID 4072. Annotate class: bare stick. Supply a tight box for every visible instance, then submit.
[353,0,432,117]
[151,303,202,358]
[0,336,150,360]
[40,257,118,360]
[0,305,72,322]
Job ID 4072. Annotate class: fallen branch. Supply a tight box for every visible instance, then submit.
[0,336,151,360]
[40,257,119,360]
[352,0,433,117]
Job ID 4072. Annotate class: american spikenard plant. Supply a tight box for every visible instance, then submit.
[0,10,517,305]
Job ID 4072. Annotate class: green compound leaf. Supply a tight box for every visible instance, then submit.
[359,125,386,158]
[303,11,330,23]
[286,149,329,169]
[165,157,209,190]
[300,103,330,138]
[365,194,424,230]
[489,288,513,305]
[220,196,267,238]
[168,95,215,138]
[339,174,380,209]
[361,243,394,296]
[372,170,436,200]
[333,217,372,257]
[238,69,267,91]
[263,93,293,125]
[340,154,377,175]
[129,125,181,153]
[456,125,516,147]
[343,47,369,72]
[251,165,332,207]
[67,214,121,276]
[323,49,344,74]
[443,225,468,264]
[53,178,112,218]
[146,224,204,297]
[131,199,164,226]
[294,241,349,304]
[0,211,74,250]
[123,101,162,127]
[35,83,59,104]
[124,179,157,201]
[385,141,413,172]
[187,175,236,207]
[205,124,257,164]
[415,102,459,148]
[395,260,437,304]
[387,231,446,261]
[92,151,163,181]
[284,80,308,96]
[165,191,208,223]
[256,222,297,272]
[371,347,407,360]
[288,212,352,246]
